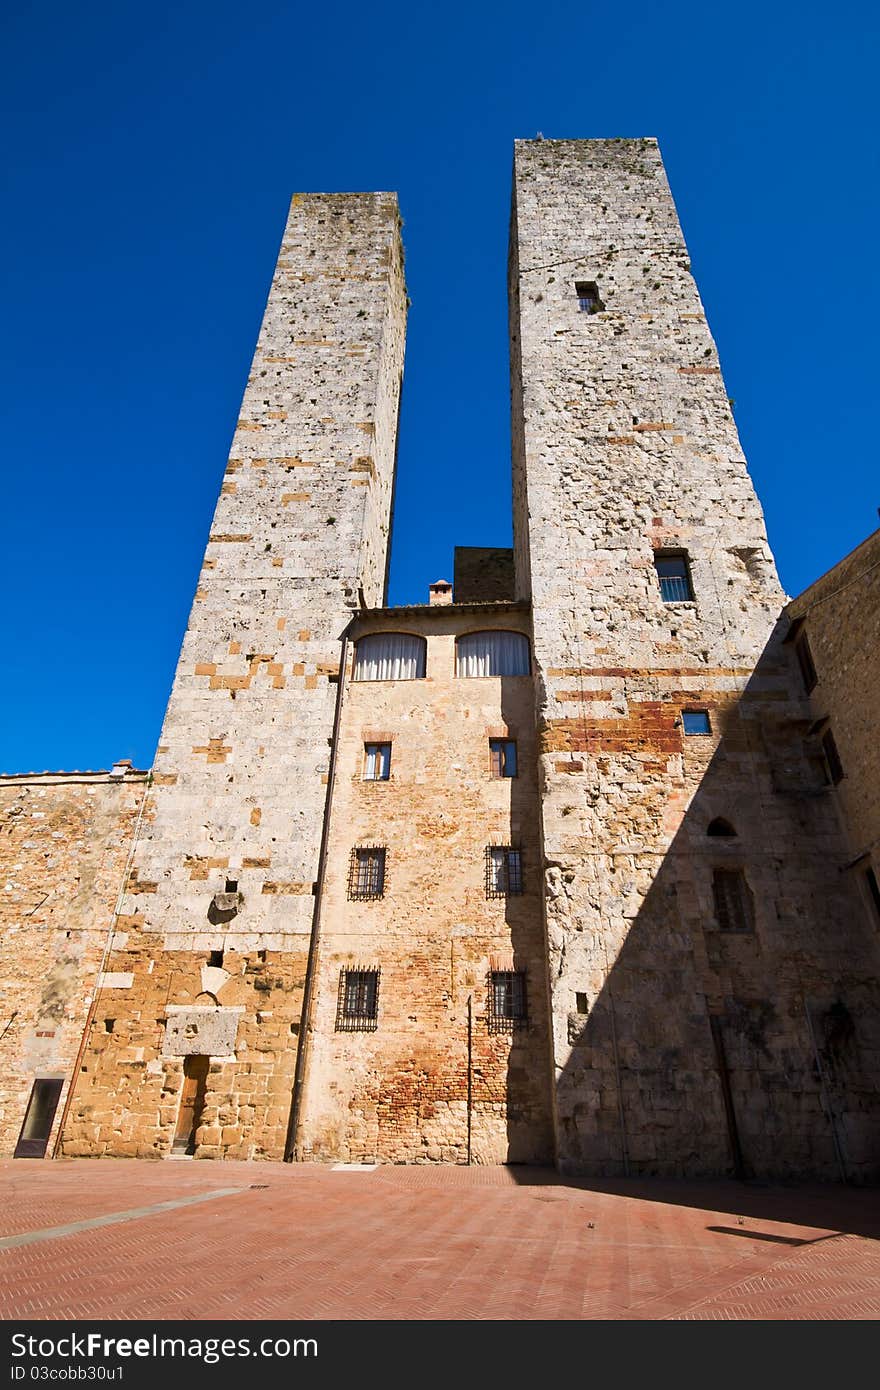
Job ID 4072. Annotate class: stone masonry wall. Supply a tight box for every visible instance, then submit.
[0,772,148,1156]
[297,605,554,1164]
[62,193,407,1161]
[510,139,880,1179]
[787,528,880,927]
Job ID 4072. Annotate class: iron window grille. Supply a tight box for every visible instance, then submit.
[363,742,392,781]
[712,868,755,933]
[488,970,528,1032]
[348,847,386,900]
[795,633,818,694]
[489,738,518,778]
[485,846,523,898]
[654,552,694,603]
[336,967,380,1031]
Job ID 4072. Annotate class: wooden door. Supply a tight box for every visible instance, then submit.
[14,1078,64,1158]
[172,1056,210,1154]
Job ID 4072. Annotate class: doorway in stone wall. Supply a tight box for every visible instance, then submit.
[172,1056,210,1155]
[14,1077,64,1158]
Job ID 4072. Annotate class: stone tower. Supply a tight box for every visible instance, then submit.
[510,139,880,1178]
[61,193,406,1159]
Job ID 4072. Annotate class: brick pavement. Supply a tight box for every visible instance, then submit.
[0,1159,878,1320]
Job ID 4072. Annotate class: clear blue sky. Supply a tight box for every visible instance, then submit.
[2,0,877,772]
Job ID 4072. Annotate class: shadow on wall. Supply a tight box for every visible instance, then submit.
[544,620,880,1184]
[497,674,556,1166]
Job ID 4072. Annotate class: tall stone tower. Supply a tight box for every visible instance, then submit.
[62,193,406,1160]
[510,139,880,1178]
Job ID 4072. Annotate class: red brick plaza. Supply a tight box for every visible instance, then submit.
[2,1160,879,1321]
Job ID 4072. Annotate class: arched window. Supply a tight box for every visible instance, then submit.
[352,633,426,682]
[455,630,530,678]
[707,818,737,838]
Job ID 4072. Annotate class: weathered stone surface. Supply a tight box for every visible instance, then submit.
[509,138,880,1180]
[0,770,148,1155]
[61,193,406,1161]
[4,143,878,1180]
[296,603,553,1164]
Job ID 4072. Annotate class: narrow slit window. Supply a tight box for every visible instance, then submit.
[364,742,392,781]
[712,868,755,933]
[348,847,386,900]
[822,727,844,785]
[336,968,380,1031]
[654,552,694,603]
[865,867,880,924]
[795,633,818,694]
[574,280,603,314]
[485,846,523,898]
[682,710,711,736]
[488,971,528,1031]
[489,738,518,778]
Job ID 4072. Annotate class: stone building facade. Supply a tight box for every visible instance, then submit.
[3,140,878,1176]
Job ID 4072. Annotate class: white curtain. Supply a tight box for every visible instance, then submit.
[364,743,391,779]
[353,633,426,681]
[456,630,530,677]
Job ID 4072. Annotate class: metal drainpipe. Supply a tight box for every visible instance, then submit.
[284,629,350,1162]
[466,995,473,1165]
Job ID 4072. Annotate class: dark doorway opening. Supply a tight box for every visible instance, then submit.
[14,1078,64,1158]
[172,1056,210,1155]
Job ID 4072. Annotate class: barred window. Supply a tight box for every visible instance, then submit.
[348,847,386,900]
[712,868,754,933]
[488,971,528,1032]
[336,968,380,1031]
[485,846,523,898]
[654,551,694,603]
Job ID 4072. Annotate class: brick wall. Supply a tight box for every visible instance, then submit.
[0,772,147,1156]
[510,139,880,1179]
[297,605,554,1163]
[62,193,407,1160]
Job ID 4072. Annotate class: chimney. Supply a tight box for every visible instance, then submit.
[429,579,453,606]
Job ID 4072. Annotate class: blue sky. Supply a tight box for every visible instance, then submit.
[2,0,877,772]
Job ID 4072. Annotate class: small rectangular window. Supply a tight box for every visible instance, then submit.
[363,742,391,781]
[488,971,528,1031]
[575,992,589,1014]
[654,552,694,603]
[208,950,224,967]
[712,868,755,933]
[795,633,818,694]
[348,847,386,900]
[682,710,711,736]
[485,846,523,898]
[336,968,380,1031]
[865,867,880,924]
[822,728,844,785]
[489,738,518,778]
[574,280,603,314]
